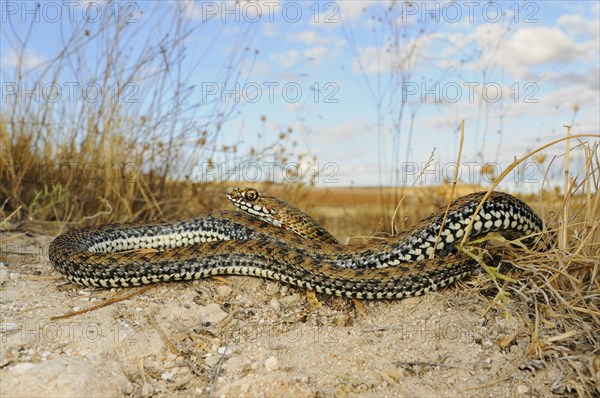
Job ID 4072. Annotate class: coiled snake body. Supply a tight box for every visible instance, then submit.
[49,189,549,299]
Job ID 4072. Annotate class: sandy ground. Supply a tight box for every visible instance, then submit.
[1,229,575,398]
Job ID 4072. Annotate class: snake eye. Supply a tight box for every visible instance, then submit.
[244,189,258,201]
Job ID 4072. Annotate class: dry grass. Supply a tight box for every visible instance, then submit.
[0,3,304,232]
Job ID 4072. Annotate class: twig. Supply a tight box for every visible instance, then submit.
[50,284,156,320]
[395,361,460,369]
[0,205,22,228]
[146,314,181,356]
[561,125,572,251]
[209,347,229,398]
[390,148,437,235]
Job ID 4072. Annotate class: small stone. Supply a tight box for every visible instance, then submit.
[264,356,279,371]
[223,356,245,371]
[0,268,10,284]
[265,282,280,295]
[517,384,529,394]
[269,298,281,312]
[161,370,175,381]
[216,285,232,298]
[279,293,300,307]
[197,303,228,324]
[121,382,135,395]
[204,355,221,367]
[10,363,35,372]
[141,383,155,397]
[217,345,236,355]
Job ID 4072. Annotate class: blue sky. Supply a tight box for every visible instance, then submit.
[2,1,599,189]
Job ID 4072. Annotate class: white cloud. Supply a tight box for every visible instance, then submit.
[286,103,302,112]
[270,50,300,68]
[286,30,345,47]
[547,68,600,90]
[507,27,582,66]
[426,23,593,81]
[284,30,344,65]
[295,31,321,45]
[416,81,599,134]
[335,0,394,22]
[303,46,328,65]
[261,24,278,37]
[1,49,45,69]
[557,14,600,37]
[251,60,273,76]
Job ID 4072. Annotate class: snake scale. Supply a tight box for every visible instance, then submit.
[49,188,549,299]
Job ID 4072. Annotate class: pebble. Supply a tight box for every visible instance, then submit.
[121,382,135,395]
[269,298,281,312]
[197,303,228,324]
[279,293,300,307]
[218,345,236,355]
[141,383,155,397]
[204,354,221,367]
[0,268,9,284]
[216,285,232,298]
[223,355,245,371]
[264,356,279,371]
[165,351,177,362]
[265,282,280,295]
[161,370,175,381]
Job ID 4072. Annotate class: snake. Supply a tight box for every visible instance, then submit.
[49,188,550,299]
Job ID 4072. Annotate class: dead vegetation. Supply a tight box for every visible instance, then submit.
[0,3,305,230]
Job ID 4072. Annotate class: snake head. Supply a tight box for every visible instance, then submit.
[227,187,278,216]
[226,187,339,244]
